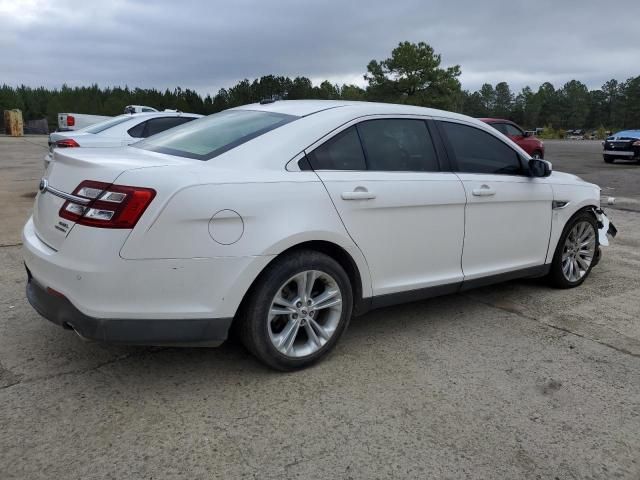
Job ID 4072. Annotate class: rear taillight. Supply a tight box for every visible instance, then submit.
[56,139,80,148]
[59,180,156,229]
[66,115,75,127]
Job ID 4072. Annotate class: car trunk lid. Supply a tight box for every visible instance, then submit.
[33,146,187,250]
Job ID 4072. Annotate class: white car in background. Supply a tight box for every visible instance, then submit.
[123,105,159,114]
[56,106,159,131]
[24,100,616,370]
[57,113,112,132]
[45,112,202,169]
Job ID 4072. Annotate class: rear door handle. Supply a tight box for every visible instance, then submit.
[341,187,376,200]
[472,185,496,197]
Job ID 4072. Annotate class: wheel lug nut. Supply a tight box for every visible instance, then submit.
[296,302,302,308]
[307,300,312,306]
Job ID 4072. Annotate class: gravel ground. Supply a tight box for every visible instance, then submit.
[0,136,638,479]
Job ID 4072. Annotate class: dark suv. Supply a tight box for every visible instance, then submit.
[603,130,640,163]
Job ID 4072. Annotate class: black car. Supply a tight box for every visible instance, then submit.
[603,130,640,163]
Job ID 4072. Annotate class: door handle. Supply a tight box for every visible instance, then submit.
[472,185,496,197]
[341,187,376,200]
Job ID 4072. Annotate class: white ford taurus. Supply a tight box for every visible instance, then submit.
[23,100,616,370]
[44,112,202,170]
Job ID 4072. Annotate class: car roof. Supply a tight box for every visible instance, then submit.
[478,117,513,123]
[123,111,203,119]
[232,100,475,122]
[214,100,530,168]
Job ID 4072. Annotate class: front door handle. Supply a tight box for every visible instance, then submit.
[472,185,496,197]
[341,187,376,200]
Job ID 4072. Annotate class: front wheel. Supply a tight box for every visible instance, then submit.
[532,150,543,159]
[547,211,599,288]
[603,155,614,163]
[238,250,353,370]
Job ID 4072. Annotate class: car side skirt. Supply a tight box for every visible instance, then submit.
[459,264,550,291]
[360,264,550,313]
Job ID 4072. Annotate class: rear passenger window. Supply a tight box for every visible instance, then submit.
[357,119,438,171]
[440,122,523,175]
[307,127,366,170]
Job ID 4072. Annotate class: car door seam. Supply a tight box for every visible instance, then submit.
[310,168,374,296]
[454,172,468,284]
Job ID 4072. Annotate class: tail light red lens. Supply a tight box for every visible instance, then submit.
[55,139,80,148]
[59,180,156,229]
[66,115,75,127]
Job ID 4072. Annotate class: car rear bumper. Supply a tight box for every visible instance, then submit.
[23,215,270,321]
[26,272,232,346]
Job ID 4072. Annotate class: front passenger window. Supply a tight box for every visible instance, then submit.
[440,122,523,175]
[504,124,524,137]
[490,123,509,135]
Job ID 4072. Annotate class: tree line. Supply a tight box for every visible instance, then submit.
[2,41,639,132]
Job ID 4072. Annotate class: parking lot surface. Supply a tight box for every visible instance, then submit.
[1,136,639,479]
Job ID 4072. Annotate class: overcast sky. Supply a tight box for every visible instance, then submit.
[1,0,639,96]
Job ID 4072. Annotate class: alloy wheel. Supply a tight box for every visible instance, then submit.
[267,270,343,358]
[561,220,596,282]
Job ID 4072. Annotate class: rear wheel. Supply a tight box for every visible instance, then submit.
[239,250,353,370]
[547,211,599,288]
[603,155,614,163]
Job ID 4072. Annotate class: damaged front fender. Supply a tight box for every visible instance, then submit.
[592,207,618,247]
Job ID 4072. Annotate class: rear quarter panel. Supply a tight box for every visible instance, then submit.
[117,164,373,300]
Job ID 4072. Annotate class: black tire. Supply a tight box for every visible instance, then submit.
[238,250,353,371]
[547,211,599,289]
[592,246,601,268]
[532,150,543,159]
[603,155,614,163]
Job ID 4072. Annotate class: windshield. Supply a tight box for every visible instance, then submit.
[134,110,297,160]
[84,115,132,134]
[609,130,640,140]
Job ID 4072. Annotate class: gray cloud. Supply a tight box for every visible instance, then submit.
[1,0,638,95]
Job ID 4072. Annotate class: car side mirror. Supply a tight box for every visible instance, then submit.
[528,158,552,177]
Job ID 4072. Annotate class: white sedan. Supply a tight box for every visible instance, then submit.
[44,112,202,169]
[24,100,616,370]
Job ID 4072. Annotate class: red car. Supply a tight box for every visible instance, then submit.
[480,118,545,159]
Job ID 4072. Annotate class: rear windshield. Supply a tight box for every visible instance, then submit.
[84,115,132,134]
[134,110,297,160]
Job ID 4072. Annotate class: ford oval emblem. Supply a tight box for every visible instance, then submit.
[39,178,48,193]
